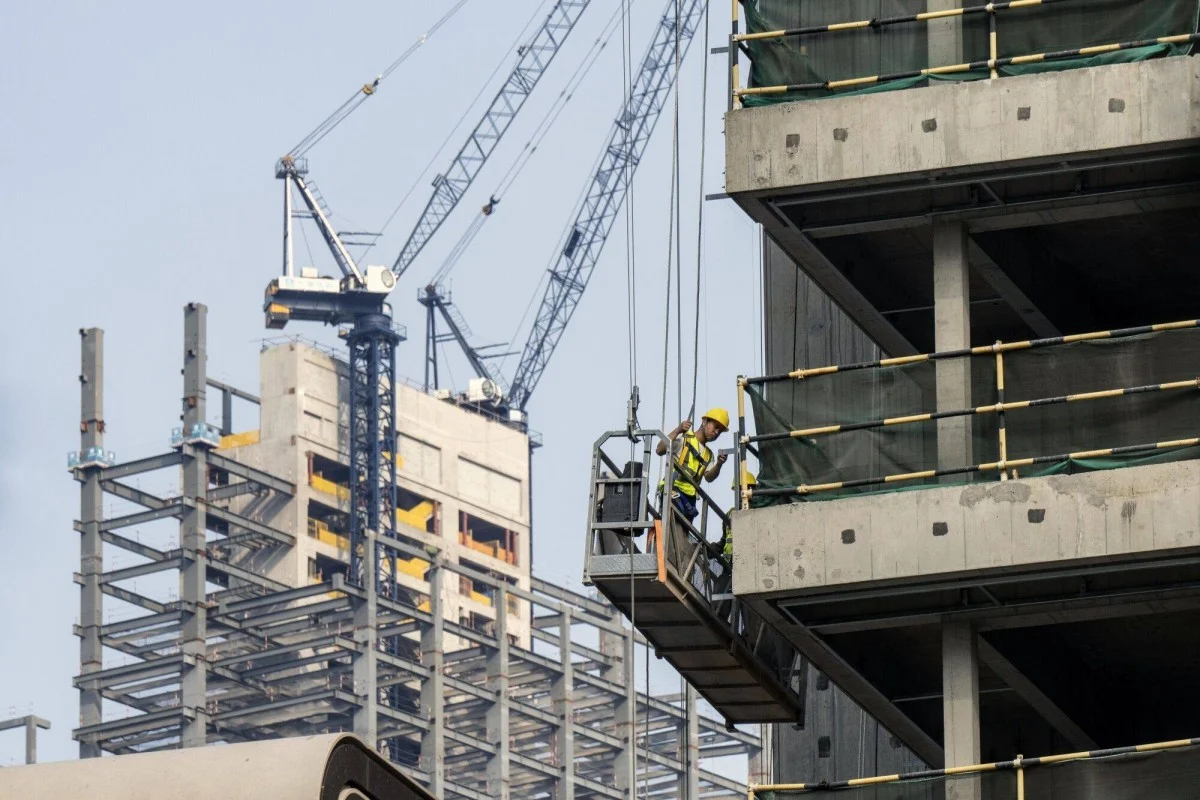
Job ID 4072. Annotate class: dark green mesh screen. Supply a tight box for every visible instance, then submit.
[757,745,1200,800]
[749,328,1200,502]
[743,0,1200,103]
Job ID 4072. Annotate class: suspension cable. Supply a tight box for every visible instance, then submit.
[287,1,468,159]
[688,2,710,422]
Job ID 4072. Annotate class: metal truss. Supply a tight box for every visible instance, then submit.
[393,0,593,278]
[507,0,706,411]
[72,307,761,799]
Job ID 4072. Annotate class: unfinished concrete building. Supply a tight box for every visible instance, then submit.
[722,0,1200,786]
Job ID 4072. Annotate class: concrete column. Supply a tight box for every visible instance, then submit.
[927,0,965,69]
[552,610,575,800]
[78,328,104,759]
[421,565,446,798]
[933,220,973,471]
[942,623,981,800]
[180,303,209,748]
[352,532,378,745]
[487,586,511,799]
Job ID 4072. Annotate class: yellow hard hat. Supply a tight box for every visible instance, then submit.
[731,469,757,490]
[702,407,730,431]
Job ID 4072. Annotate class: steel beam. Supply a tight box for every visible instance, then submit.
[977,638,1098,750]
[97,451,182,481]
[487,585,511,799]
[99,503,182,532]
[206,450,294,495]
[180,303,209,748]
[78,327,104,759]
[203,504,296,547]
[421,565,446,797]
[552,609,575,800]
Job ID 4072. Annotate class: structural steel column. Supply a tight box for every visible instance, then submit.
[78,328,104,759]
[552,609,575,800]
[180,303,209,747]
[609,626,637,799]
[943,623,981,800]
[487,586,511,799]
[932,220,973,471]
[678,686,699,800]
[421,565,446,798]
[353,531,378,744]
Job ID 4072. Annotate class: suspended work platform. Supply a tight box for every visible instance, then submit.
[583,430,807,727]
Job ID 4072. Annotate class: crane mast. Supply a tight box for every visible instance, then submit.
[506,0,706,411]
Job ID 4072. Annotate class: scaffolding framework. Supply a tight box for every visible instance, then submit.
[71,306,760,799]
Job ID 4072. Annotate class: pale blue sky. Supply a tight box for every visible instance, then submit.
[0,1,763,764]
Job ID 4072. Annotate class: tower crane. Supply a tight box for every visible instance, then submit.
[426,0,706,414]
[263,1,598,592]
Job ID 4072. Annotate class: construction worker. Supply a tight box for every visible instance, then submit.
[655,408,730,522]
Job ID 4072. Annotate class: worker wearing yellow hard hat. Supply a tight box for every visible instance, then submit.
[655,407,731,522]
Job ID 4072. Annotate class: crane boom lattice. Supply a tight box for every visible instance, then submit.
[393,0,593,278]
[507,0,706,411]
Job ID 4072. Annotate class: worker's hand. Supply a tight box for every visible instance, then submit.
[716,452,728,465]
[675,419,693,435]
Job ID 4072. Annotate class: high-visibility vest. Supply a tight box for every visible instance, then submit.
[666,431,711,497]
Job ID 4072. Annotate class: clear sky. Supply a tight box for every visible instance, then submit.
[0,0,764,764]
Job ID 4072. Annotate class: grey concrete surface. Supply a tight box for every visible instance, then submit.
[733,459,1200,597]
[726,56,1200,196]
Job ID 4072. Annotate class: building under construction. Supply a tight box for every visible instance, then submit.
[70,307,763,798]
[587,0,1200,797]
[61,0,1200,797]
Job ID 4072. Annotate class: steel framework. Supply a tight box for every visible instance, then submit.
[70,306,762,799]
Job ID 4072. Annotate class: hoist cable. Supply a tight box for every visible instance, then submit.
[288,1,469,159]
[688,1,709,421]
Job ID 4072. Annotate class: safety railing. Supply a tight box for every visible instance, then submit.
[736,319,1200,506]
[584,428,805,705]
[727,0,1200,108]
[750,736,1200,799]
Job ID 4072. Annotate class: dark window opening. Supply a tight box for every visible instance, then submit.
[459,512,518,566]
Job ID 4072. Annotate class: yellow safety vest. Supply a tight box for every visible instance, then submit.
[666,431,711,497]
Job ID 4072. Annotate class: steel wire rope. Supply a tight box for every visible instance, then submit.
[288,1,469,159]
[687,1,709,423]
[362,0,554,253]
[424,4,630,289]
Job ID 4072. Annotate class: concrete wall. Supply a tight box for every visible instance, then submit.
[727,56,1200,195]
[734,459,1200,598]
[218,342,532,647]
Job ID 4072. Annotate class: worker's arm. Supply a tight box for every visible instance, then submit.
[704,452,728,482]
[656,419,692,455]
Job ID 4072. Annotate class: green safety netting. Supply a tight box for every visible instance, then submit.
[742,0,1200,105]
[748,327,1200,503]
[756,744,1200,800]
